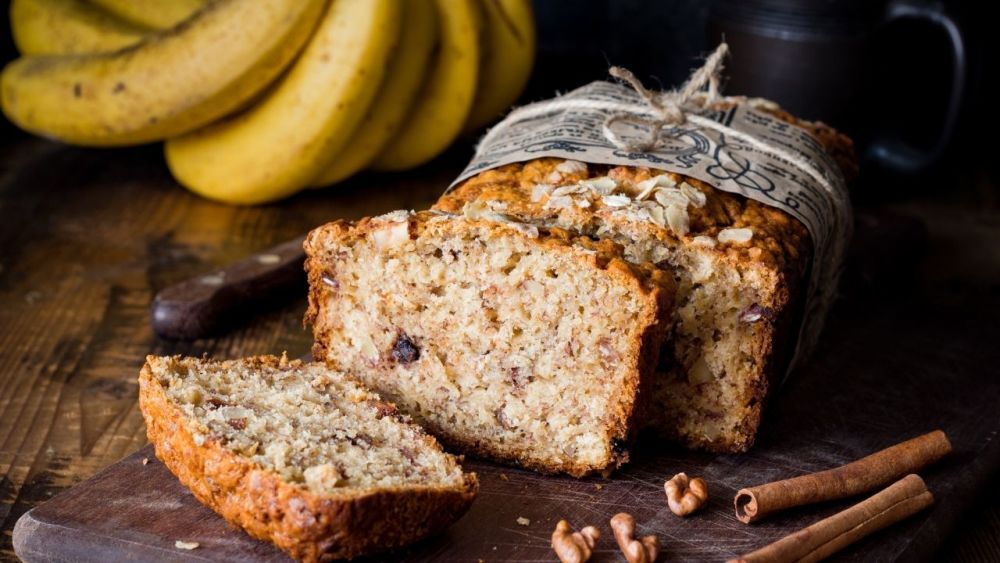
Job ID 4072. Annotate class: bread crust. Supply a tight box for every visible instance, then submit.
[139,355,478,562]
[305,212,675,476]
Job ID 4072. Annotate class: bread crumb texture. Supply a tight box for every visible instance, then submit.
[306,211,674,476]
[436,156,824,453]
[139,354,478,561]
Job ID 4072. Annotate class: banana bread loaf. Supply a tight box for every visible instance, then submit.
[305,209,675,476]
[435,109,854,453]
[139,354,478,562]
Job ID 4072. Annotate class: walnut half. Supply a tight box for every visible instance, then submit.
[664,472,709,516]
[551,520,599,563]
[609,513,659,563]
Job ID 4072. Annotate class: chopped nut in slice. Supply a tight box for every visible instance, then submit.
[717,227,754,244]
[610,513,659,563]
[303,463,342,492]
[664,472,709,516]
[371,218,411,250]
[551,520,599,563]
[372,209,413,223]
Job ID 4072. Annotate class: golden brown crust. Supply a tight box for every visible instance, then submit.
[305,211,675,476]
[437,161,812,277]
[138,355,478,562]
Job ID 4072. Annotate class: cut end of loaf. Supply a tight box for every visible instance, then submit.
[305,210,674,476]
[146,354,466,491]
[436,160,815,453]
[139,354,477,561]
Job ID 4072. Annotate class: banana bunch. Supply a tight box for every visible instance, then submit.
[2,0,536,205]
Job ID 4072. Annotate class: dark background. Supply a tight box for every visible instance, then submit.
[528,0,997,200]
[0,0,996,198]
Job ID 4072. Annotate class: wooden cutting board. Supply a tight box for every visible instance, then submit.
[12,297,1000,562]
[13,214,1000,562]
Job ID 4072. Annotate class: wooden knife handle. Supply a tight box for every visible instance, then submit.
[151,235,307,340]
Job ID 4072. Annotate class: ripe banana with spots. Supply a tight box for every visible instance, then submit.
[165,0,402,205]
[88,0,206,30]
[1,0,325,147]
[312,0,438,187]
[2,0,538,203]
[371,0,483,171]
[463,0,536,132]
[10,0,149,55]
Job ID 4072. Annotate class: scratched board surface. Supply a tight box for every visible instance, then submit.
[13,280,1000,562]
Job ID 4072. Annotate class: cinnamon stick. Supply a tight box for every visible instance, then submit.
[729,474,934,563]
[735,430,950,524]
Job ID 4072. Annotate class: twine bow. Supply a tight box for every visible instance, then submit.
[603,43,728,152]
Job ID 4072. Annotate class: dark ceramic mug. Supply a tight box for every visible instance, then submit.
[709,0,966,174]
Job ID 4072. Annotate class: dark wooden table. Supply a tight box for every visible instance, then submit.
[0,137,997,561]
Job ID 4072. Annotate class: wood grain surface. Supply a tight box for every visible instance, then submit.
[1,138,998,561]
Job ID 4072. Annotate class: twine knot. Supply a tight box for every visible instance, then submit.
[604,43,729,152]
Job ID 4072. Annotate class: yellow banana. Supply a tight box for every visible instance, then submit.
[312,0,438,187]
[1,0,325,147]
[88,0,205,30]
[11,0,149,56]
[371,0,481,171]
[463,0,535,132]
[165,0,402,205]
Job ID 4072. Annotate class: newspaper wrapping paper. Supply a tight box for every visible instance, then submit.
[449,80,853,374]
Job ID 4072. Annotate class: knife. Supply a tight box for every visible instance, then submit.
[151,235,307,340]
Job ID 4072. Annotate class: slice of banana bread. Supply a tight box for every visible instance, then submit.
[139,354,478,562]
[435,111,854,453]
[305,210,675,476]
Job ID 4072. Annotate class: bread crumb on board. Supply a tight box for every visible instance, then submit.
[142,458,149,466]
[174,540,200,550]
[516,516,530,526]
